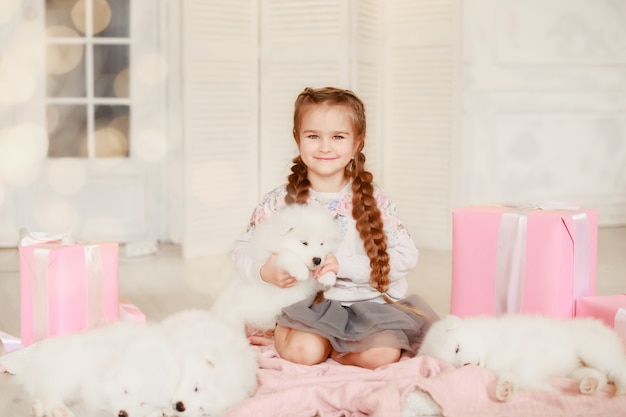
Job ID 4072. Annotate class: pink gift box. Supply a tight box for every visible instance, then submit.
[451,205,598,319]
[119,298,146,322]
[575,295,626,343]
[19,241,119,346]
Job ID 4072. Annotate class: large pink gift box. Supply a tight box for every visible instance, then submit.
[451,205,598,319]
[19,240,119,346]
[575,295,626,344]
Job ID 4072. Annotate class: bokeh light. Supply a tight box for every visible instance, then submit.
[47,158,87,195]
[191,161,240,209]
[71,0,112,35]
[0,0,20,26]
[113,68,129,97]
[0,124,49,187]
[81,215,123,241]
[46,26,84,75]
[0,50,38,104]
[134,53,168,85]
[83,126,128,157]
[47,105,60,134]
[33,199,78,235]
[134,128,168,162]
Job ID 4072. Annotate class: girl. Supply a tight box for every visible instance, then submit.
[232,86,439,369]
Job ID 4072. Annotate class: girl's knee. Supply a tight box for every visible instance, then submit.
[359,347,401,369]
[275,330,331,366]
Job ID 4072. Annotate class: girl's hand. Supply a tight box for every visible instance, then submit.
[260,253,297,288]
[312,253,339,279]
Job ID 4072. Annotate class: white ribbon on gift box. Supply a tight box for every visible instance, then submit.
[615,308,626,345]
[495,203,590,315]
[18,229,106,342]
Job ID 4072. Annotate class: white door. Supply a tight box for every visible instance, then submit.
[0,0,168,246]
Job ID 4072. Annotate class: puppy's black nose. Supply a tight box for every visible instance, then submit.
[312,257,321,266]
[118,411,128,417]
[175,401,185,412]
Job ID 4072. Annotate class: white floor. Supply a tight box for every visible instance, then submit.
[1,226,625,337]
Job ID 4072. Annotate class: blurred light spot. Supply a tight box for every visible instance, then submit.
[46,25,80,38]
[0,53,37,104]
[47,105,60,134]
[46,31,83,75]
[191,161,240,209]
[0,0,20,26]
[134,53,168,85]
[134,129,168,162]
[0,124,48,187]
[113,68,129,97]
[93,126,128,157]
[47,158,86,195]
[82,215,123,240]
[71,0,112,35]
[34,199,77,234]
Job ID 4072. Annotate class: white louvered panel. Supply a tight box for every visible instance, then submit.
[182,0,258,257]
[259,0,351,195]
[354,0,384,178]
[383,0,461,250]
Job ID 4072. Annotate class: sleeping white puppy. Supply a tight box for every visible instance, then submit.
[0,320,172,417]
[160,309,258,417]
[417,314,626,401]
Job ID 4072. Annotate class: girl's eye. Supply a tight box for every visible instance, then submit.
[455,344,460,354]
[333,135,345,140]
[301,240,308,246]
[307,134,319,140]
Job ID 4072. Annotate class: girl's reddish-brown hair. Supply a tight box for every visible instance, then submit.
[285,86,391,295]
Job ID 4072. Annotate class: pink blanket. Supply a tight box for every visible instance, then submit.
[223,345,626,417]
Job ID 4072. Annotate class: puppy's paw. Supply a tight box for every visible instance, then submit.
[569,366,607,395]
[31,400,44,417]
[317,272,336,287]
[289,263,310,281]
[495,379,515,401]
[579,376,600,395]
[50,404,74,417]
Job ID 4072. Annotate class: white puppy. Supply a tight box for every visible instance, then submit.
[0,320,175,417]
[160,309,258,417]
[211,204,343,332]
[417,314,626,401]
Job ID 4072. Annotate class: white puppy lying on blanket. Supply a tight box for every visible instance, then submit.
[417,314,626,401]
[161,309,259,417]
[0,320,178,417]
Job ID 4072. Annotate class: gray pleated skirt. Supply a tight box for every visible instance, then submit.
[275,293,440,356]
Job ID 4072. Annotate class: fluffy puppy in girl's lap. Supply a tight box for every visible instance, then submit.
[230,86,439,369]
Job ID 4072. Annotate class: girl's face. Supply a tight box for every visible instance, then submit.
[296,103,359,191]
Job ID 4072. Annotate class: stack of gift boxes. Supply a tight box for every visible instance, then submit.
[450,204,626,345]
[0,232,146,353]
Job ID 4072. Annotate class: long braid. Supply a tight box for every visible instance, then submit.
[285,155,310,205]
[350,152,390,293]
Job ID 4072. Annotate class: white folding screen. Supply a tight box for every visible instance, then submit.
[259,0,353,193]
[181,0,259,257]
[382,0,462,250]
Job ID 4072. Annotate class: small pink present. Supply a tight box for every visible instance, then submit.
[119,298,146,322]
[19,231,119,346]
[575,295,626,344]
[451,204,598,319]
